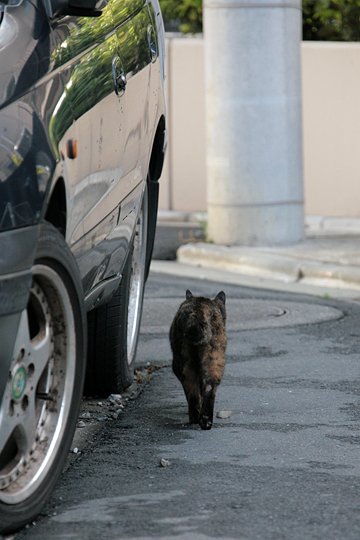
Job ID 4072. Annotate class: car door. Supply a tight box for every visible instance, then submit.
[50,1,132,295]
[110,0,156,194]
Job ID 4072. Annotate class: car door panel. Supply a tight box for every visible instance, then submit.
[49,3,135,296]
[110,1,153,184]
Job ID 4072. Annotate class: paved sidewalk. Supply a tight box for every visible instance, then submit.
[153,211,360,296]
[177,234,360,292]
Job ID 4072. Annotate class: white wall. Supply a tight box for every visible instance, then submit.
[160,36,360,219]
[302,42,360,218]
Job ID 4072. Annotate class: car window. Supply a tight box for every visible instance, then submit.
[51,0,145,68]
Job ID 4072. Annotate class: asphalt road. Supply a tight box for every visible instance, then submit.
[14,271,360,540]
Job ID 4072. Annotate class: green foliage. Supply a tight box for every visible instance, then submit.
[159,0,202,34]
[160,0,360,41]
[303,0,360,41]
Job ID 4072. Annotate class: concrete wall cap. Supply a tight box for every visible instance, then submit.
[204,0,301,9]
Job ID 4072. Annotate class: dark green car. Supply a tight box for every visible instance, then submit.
[0,0,166,532]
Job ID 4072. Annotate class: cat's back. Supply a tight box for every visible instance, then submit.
[170,293,226,351]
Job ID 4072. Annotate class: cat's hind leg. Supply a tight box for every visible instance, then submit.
[199,383,217,430]
[182,366,201,424]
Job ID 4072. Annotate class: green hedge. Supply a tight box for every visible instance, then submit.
[159,0,202,34]
[303,0,360,41]
[159,0,360,40]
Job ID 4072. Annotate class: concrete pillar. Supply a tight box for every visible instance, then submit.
[204,0,304,246]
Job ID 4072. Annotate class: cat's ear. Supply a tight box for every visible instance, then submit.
[215,291,226,304]
[186,289,193,300]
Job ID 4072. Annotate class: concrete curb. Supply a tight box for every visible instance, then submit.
[178,243,300,282]
[152,221,205,260]
[177,242,360,291]
[158,211,360,235]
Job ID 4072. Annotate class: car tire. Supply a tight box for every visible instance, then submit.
[85,184,148,396]
[0,222,86,535]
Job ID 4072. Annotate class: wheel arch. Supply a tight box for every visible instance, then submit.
[44,177,67,237]
[148,115,166,184]
[144,115,166,278]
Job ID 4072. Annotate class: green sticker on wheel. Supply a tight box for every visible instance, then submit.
[12,366,27,400]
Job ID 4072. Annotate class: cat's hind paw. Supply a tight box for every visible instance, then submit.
[199,415,213,430]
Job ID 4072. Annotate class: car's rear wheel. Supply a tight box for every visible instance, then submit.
[0,223,86,535]
[85,184,148,396]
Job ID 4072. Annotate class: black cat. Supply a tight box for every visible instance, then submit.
[170,290,227,430]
